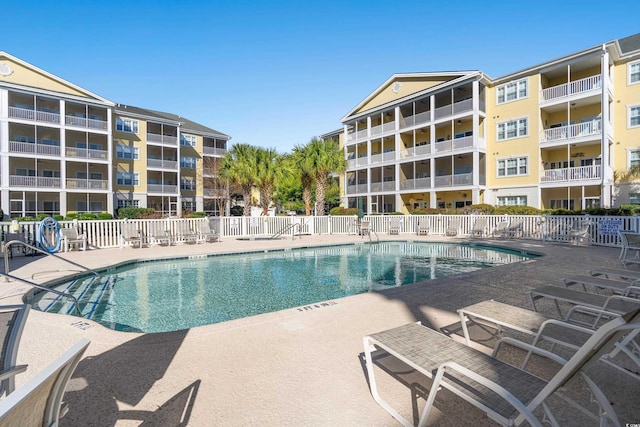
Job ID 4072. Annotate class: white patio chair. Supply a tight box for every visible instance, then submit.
[147,222,171,246]
[176,222,198,244]
[445,218,459,236]
[196,221,219,243]
[120,222,143,248]
[363,309,640,427]
[59,227,87,252]
[388,217,402,235]
[0,339,90,426]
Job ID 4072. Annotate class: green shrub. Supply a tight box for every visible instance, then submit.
[458,204,495,215]
[493,205,542,215]
[388,212,404,215]
[329,207,358,215]
[411,208,446,215]
[17,216,37,222]
[186,211,207,218]
[97,212,113,220]
[117,207,155,219]
[64,212,81,220]
[79,213,97,220]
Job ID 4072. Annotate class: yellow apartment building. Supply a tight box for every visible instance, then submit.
[339,33,640,213]
[0,52,230,218]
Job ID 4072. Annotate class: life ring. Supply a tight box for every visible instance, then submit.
[37,217,61,253]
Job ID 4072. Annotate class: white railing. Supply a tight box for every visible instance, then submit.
[541,74,602,102]
[452,135,474,150]
[382,121,395,133]
[400,111,429,129]
[370,124,382,136]
[433,139,452,153]
[65,115,108,130]
[541,119,602,143]
[370,182,382,192]
[9,106,60,123]
[541,165,602,183]
[66,178,109,190]
[147,133,178,146]
[370,153,383,164]
[66,146,108,160]
[9,141,61,156]
[147,159,178,170]
[453,98,473,114]
[357,184,368,193]
[383,181,395,191]
[356,156,368,166]
[400,177,430,190]
[346,185,356,194]
[453,173,473,185]
[147,184,179,194]
[347,159,356,169]
[383,151,395,162]
[9,175,61,188]
[1,215,637,249]
[202,146,226,156]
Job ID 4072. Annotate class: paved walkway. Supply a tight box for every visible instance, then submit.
[1,234,638,426]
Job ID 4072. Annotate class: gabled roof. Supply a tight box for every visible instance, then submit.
[618,32,640,56]
[341,71,482,122]
[115,104,230,139]
[0,51,114,106]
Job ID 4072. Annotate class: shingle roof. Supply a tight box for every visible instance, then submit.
[618,33,640,55]
[115,104,230,139]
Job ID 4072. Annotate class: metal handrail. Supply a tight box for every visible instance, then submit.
[4,240,99,279]
[0,271,82,317]
[270,221,306,240]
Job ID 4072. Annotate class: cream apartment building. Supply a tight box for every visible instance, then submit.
[340,33,640,213]
[0,52,230,218]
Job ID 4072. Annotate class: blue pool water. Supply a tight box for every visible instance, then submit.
[31,242,534,333]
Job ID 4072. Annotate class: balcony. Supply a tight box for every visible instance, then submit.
[370,151,395,164]
[8,106,60,124]
[434,98,473,120]
[434,172,473,187]
[400,111,429,130]
[401,144,430,158]
[203,168,216,177]
[66,178,109,190]
[400,177,431,190]
[147,158,178,170]
[540,119,601,145]
[10,175,61,188]
[147,184,179,194]
[65,115,108,130]
[66,147,108,160]
[147,133,178,146]
[9,141,61,156]
[540,165,601,183]
[434,135,474,154]
[202,146,226,156]
[540,75,602,103]
[345,128,368,144]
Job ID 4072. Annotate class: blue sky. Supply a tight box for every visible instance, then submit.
[4,1,640,153]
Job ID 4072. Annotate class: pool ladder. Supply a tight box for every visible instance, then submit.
[271,220,309,240]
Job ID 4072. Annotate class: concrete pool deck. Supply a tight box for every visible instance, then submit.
[1,234,639,426]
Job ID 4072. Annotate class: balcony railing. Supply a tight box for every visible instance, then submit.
[541,75,602,102]
[433,135,474,153]
[434,98,473,120]
[346,128,368,143]
[147,184,179,194]
[383,181,395,191]
[202,146,226,156]
[10,175,61,188]
[347,159,357,169]
[540,165,601,183]
[66,178,109,190]
[9,106,60,124]
[9,141,61,156]
[370,151,395,164]
[65,115,108,130]
[356,156,368,166]
[402,144,430,158]
[541,119,601,143]
[400,177,431,190]
[434,172,473,187]
[147,158,178,170]
[357,184,368,193]
[400,111,429,129]
[66,146,108,160]
[147,133,178,146]
[203,168,216,177]
[346,185,356,194]
[370,182,382,192]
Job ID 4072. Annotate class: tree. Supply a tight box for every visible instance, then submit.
[301,137,346,216]
[218,143,257,216]
[292,145,315,216]
[254,147,286,216]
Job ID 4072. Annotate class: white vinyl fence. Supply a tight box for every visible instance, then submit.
[1,215,638,250]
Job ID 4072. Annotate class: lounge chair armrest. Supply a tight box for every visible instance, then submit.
[433,362,543,427]
[623,286,640,297]
[565,305,621,322]
[492,337,568,366]
[0,365,28,382]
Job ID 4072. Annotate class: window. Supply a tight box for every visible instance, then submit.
[42,170,61,178]
[117,200,140,209]
[630,193,640,205]
[497,118,527,140]
[630,105,640,127]
[116,172,139,186]
[77,201,103,212]
[629,61,640,84]
[181,134,197,146]
[497,157,528,177]
[116,144,139,160]
[180,156,197,169]
[42,201,60,212]
[15,168,36,176]
[497,78,528,104]
[181,178,196,190]
[550,199,575,210]
[497,196,528,206]
[630,149,640,171]
[116,117,139,134]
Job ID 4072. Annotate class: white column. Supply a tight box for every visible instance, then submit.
[600,46,612,208]
[106,107,114,215]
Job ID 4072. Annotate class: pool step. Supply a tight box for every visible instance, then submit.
[31,274,115,318]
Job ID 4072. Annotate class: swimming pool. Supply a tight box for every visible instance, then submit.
[29,242,535,333]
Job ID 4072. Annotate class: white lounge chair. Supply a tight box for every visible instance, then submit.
[619,231,640,266]
[471,217,488,238]
[388,217,402,235]
[445,218,459,236]
[0,305,30,397]
[506,218,524,239]
[590,267,640,282]
[148,222,171,246]
[120,222,143,248]
[416,221,429,236]
[562,275,640,294]
[0,339,90,426]
[568,219,591,245]
[176,222,198,244]
[363,309,640,427]
[528,284,640,317]
[359,220,371,238]
[59,227,87,252]
[492,220,510,238]
[196,221,219,243]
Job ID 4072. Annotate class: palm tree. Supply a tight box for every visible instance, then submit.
[302,137,346,216]
[292,144,314,216]
[254,147,284,216]
[218,143,257,216]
